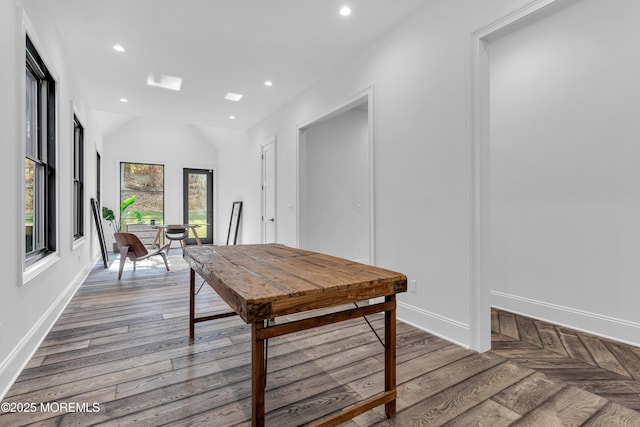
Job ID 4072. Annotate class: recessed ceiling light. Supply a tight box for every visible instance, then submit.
[339,6,351,16]
[113,44,125,52]
[146,73,183,91]
[224,92,243,102]
[229,115,236,120]
[119,98,128,103]
[264,80,273,87]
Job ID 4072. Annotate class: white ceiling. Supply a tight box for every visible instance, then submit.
[36,0,428,132]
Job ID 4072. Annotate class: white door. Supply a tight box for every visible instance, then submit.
[261,138,276,243]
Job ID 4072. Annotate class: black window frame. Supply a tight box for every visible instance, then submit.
[119,162,165,230]
[25,35,56,265]
[72,115,84,240]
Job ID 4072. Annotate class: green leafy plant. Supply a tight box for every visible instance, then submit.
[102,195,142,231]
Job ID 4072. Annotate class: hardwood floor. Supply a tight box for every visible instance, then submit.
[491,308,640,413]
[1,255,639,426]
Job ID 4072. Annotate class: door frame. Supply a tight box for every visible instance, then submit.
[183,168,214,245]
[468,0,566,352]
[260,137,276,243]
[296,86,374,264]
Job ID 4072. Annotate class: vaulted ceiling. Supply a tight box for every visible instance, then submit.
[35,0,428,132]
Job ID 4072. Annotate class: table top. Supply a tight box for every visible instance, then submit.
[183,244,407,323]
[152,224,201,228]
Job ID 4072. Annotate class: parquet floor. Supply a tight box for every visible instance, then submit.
[1,254,639,426]
[491,308,640,412]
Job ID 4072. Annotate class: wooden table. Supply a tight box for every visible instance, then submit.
[183,244,407,427]
[150,224,203,247]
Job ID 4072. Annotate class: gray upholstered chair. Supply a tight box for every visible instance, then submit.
[164,226,189,254]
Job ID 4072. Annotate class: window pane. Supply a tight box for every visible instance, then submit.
[25,158,35,253]
[73,117,84,239]
[120,162,164,230]
[73,181,79,236]
[34,162,45,251]
[25,69,38,158]
[187,173,207,239]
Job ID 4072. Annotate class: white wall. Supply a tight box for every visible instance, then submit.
[242,0,533,347]
[300,108,369,263]
[211,128,258,245]
[489,0,640,345]
[0,0,100,398]
[102,118,220,244]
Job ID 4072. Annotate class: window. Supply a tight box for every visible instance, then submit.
[72,116,84,240]
[120,162,164,231]
[96,152,101,204]
[25,35,56,264]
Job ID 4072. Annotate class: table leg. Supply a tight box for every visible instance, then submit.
[192,226,202,245]
[189,268,195,339]
[385,295,397,417]
[252,321,266,427]
[151,228,161,248]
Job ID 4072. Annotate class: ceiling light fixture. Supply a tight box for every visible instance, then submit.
[113,44,125,52]
[119,98,128,103]
[146,73,183,91]
[264,80,273,87]
[339,6,351,16]
[224,92,243,102]
[229,115,236,120]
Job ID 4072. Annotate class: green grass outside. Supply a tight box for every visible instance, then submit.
[121,210,209,240]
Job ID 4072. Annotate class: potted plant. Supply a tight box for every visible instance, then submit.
[102,195,142,252]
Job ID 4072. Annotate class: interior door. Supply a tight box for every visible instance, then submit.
[183,168,213,244]
[261,138,276,243]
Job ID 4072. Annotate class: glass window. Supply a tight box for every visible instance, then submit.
[73,116,84,240]
[25,35,56,264]
[120,162,164,230]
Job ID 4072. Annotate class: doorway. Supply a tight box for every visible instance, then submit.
[261,137,276,243]
[469,0,567,351]
[183,168,213,245]
[297,88,373,263]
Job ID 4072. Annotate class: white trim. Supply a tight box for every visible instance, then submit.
[21,10,62,283]
[260,136,277,244]
[492,291,640,348]
[468,0,566,352]
[297,87,373,130]
[0,258,95,401]
[71,101,87,250]
[22,253,61,285]
[72,236,86,251]
[398,302,470,349]
[296,86,375,264]
[367,89,375,265]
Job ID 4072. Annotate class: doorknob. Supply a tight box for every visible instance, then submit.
[267,218,275,222]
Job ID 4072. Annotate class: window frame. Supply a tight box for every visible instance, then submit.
[72,114,84,241]
[24,34,57,269]
[119,161,165,231]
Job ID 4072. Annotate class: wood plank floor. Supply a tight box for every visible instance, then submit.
[1,255,639,426]
[491,308,640,413]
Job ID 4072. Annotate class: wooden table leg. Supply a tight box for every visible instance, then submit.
[189,268,195,339]
[192,226,202,245]
[385,295,397,417]
[252,320,266,427]
[151,228,161,248]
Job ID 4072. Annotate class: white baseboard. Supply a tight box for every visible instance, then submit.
[0,259,96,400]
[491,291,640,348]
[397,301,470,349]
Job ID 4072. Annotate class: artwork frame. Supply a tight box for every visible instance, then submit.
[226,201,243,245]
[90,198,109,268]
